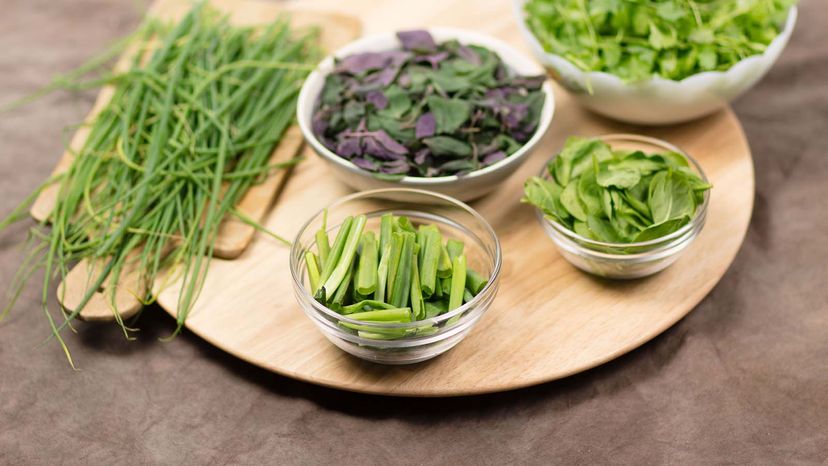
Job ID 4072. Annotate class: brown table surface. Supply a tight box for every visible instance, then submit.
[1,1,826,464]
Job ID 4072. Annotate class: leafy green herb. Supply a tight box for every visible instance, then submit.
[522,137,711,244]
[0,4,321,364]
[524,0,796,82]
[312,29,546,177]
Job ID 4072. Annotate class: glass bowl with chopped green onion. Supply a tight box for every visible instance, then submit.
[524,134,710,279]
[289,188,502,364]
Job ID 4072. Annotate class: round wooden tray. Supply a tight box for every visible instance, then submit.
[156,0,755,397]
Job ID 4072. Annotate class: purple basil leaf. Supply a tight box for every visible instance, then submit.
[398,72,412,88]
[363,135,407,160]
[351,157,377,171]
[373,129,409,155]
[503,75,546,90]
[495,64,507,81]
[501,102,529,129]
[510,130,531,142]
[415,112,436,139]
[336,50,410,75]
[373,67,399,88]
[365,90,388,110]
[456,45,482,65]
[311,112,329,137]
[396,30,437,52]
[415,51,450,69]
[380,159,411,175]
[336,137,362,158]
[413,148,431,165]
[336,52,388,74]
[482,151,507,166]
[363,137,390,159]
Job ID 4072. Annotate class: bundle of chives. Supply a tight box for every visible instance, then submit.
[0,3,321,365]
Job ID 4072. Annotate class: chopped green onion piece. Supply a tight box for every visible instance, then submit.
[466,269,488,295]
[389,232,415,308]
[375,243,391,302]
[347,307,412,322]
[321,215,366,299]
[355,231,378,295]
[305,252,321,293]
[448,254,467,311]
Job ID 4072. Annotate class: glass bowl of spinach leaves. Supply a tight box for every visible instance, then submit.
[514,0,797,125]
[523,134,711,279]
[297,28,555,202]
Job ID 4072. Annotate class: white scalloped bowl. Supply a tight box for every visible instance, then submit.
[513,1,797,125]
[297,27,555,201]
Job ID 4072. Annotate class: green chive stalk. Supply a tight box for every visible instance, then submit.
[0,3,322,364]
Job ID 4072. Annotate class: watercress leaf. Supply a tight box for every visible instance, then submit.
[648,22,676,50]
[655,2,686,21]
[698,45,718,70]
[426,95,471,134]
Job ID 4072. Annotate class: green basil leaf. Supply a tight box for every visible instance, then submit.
[378,85,411,119]
[423,136,472,157]
[426,95,471,134]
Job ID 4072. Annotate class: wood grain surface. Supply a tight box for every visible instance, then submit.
[155,0,754,396]
[35,0,361,320]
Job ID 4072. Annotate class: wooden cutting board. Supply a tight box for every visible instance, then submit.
[157,0,755,396]
[32,0,361,320]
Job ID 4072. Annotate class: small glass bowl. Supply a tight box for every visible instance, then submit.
[535,134,710,279]
[289,188,502,364]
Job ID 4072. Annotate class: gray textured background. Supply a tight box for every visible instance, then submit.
[1,1,826,464]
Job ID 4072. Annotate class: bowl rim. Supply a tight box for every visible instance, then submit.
[512,0,798,87]
[534,133,710,249]
[296,26,555,186]
[289,187,503,331]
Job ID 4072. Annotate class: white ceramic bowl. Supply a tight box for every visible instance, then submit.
[297,27,555,202]
[513,1,797,125]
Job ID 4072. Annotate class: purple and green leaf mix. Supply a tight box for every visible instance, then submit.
[312,30,546,177]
